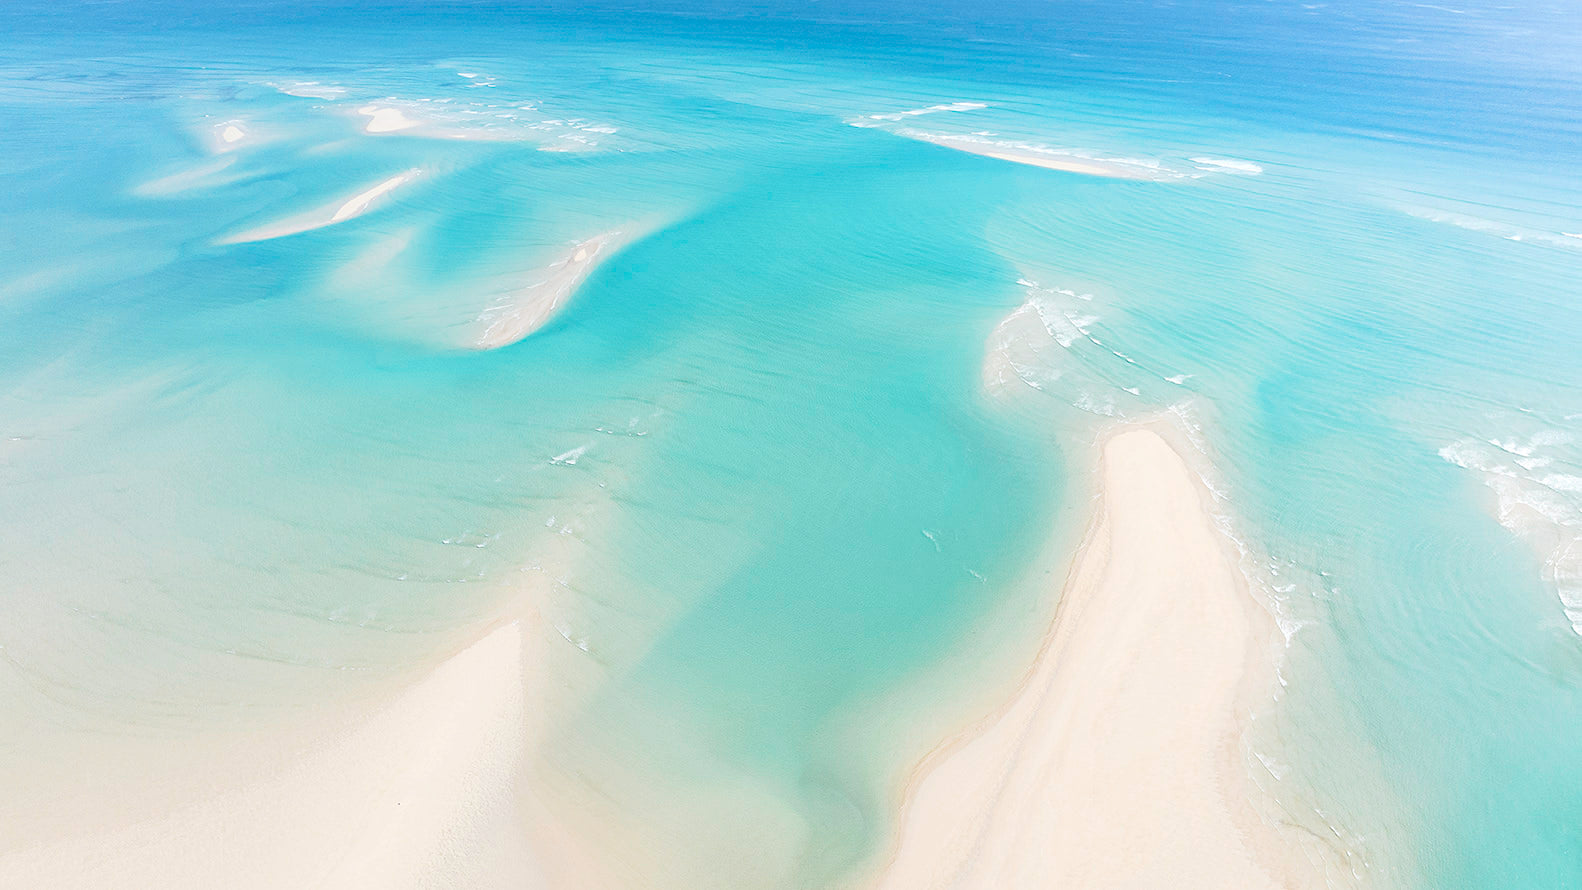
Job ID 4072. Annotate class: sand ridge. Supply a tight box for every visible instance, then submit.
[217,168,425,245]
[867,428,1326,889]
[471,232,623,350]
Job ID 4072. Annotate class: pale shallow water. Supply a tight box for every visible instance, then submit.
[2,1,1580,886]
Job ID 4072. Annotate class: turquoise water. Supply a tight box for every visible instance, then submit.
[2,1,1580,886]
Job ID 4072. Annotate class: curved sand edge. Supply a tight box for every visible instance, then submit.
[867,428,1334,889]
[908,132,1171,181]
[0,622,544,889]
[471,231,623,350]
[217,168,425,245]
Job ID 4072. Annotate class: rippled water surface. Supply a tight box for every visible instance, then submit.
[2,1,1580,886]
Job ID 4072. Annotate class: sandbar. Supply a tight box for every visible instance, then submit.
[911,132,1169,180]
[218,168,424,245]
[868,428,1326,889]
[472,232,621,349]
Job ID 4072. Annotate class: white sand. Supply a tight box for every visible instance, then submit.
[472,232,621,349]
[331,173,419,222]
[201,119,254,154]
[0,472,661,889]
[218,168,424,245]
[869,428,1324,889]
[359,105,420,134]
[0,623,542,889]
[911,133,1169,180]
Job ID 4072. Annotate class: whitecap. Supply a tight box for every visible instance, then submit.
[550,445,588,466]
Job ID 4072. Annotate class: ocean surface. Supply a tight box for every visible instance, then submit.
[2,0,1580,886]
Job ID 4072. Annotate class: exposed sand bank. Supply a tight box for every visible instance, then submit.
[218,168,424,244]
[472,232,622,349]
[359,105,420,134]
[868,428,1325,889]
[910,132,1171,180]
[351,105,533,143]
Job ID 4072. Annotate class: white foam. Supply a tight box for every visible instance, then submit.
[1073,393,1119,416]
[1541,475,1582,493]
[1190,157,1264,175]
[1252,749,1291,781]
[862,123,1181,181]
[987,277,1168,413]
[1402,206,1582,250]
[550,445,588,466]
[863,101,988,122]
[274,81,347,99]
[1441,430,1582,635]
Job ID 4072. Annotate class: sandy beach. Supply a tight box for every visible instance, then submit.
[867,427,1326,889]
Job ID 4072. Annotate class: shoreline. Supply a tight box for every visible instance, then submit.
[864,426,1336,889]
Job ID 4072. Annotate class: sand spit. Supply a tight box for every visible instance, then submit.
[472,232,621,349]
[868,428,1327,889]
[910,132,1171,181]
[218,168,424,245]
